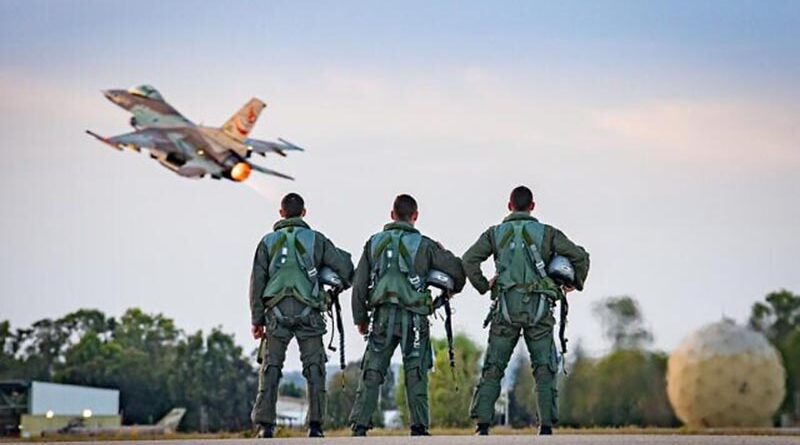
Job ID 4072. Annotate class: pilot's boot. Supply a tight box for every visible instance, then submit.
[308,421,324,438]
[539,425,553,435]
[475,423,489,436]
[256,423,274,438]
[410,424,431,436]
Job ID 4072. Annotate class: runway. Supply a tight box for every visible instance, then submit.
[8,435,798,445]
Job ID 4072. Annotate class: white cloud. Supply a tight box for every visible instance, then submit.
[595,100,800,170]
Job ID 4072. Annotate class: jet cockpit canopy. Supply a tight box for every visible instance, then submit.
[127,85,164,101]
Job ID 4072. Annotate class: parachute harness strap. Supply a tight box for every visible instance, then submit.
[294,229,319,298]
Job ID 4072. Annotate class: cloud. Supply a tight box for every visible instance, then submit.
[594,100,800,170]
[0,70,109,122]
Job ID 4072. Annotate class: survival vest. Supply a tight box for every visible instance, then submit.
[368,229,433,315]
[261,226,324,310]
[491,220,561,326]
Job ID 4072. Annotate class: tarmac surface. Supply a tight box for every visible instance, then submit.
[9,436,799,445]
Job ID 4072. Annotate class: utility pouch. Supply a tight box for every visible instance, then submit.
[534,276,563,302]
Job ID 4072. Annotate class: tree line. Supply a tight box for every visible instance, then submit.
[0,308,254,431]
[1,289,797,431]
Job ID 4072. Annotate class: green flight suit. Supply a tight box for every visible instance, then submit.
[349,221,466,430]
[249,217,354,427]
[465,212,589,427]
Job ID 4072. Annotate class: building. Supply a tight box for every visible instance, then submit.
[0,381,121,438]
[275,395,308,427]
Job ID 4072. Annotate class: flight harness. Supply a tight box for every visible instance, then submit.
[367,229,431,360]
[487,221,570,358]
[261,226,321,323]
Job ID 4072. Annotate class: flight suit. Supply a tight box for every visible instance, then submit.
[348,221,465,430]
[464,212,589,427]
[249,217,354,427]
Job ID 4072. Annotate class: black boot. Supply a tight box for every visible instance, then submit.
[256,423,274,438]
[352,424,368,437]
[475,423,489,436]
[308,421,324,438]
[539,425,553,435]
[410,424,431,436]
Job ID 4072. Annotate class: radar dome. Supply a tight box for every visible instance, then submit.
[666,319,785,428]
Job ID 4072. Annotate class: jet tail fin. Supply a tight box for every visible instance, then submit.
[222,98,266,142]
[156,408,186,431]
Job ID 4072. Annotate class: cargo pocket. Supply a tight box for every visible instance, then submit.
[489,321,516,337]
[529,335,557,371]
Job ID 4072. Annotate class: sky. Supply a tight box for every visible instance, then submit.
[1,1,798,371]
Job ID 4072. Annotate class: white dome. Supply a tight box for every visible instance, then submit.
[666,319,785,428]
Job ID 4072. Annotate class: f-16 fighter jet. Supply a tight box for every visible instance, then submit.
[86,85,302,181]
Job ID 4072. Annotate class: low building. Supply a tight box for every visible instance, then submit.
[275,395,308,427]
[0,381,121,438]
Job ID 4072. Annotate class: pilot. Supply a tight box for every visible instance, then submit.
[249,193,354,438]
[463,185,590,436]
[348,194,465,436]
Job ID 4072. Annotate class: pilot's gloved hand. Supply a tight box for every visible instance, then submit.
[251,324,265,340]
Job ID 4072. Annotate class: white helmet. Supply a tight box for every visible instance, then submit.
[318,266,343,289]
[547,255,575,286]
[426,269,454,292]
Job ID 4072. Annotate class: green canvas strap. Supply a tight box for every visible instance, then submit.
[498,291,513,324]
[272,304,312,325]
[294,228,319,297]
[378,305,398,353]
[514,224,547,278]
[401,309,409,356]
[520,224,551,325]
[264,293,288,309]
[264,231,288,276]
[398,232,423,291]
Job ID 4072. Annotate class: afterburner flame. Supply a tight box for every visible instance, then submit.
[231,162,252,182]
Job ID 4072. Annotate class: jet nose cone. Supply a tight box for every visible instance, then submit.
[103,89,123,102]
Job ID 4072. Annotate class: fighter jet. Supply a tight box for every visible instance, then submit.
[86,85,302,181]
[41,408,186,437]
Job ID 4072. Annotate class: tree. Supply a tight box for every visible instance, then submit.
[749,289,800,421]
[593,296,652,350]
[325,361,363,429]
[56,308,178,425]
[279,381,305,398]
[4,308,258,431]
[560,297,678,428]
[590,349,676,426]
[379,365,396,411]
[167,328,256,432]
[559,344,596,426]
[396,333,481,428]
[508,355,537,428]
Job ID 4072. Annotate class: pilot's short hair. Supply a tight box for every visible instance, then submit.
[393,194,418,221]
[510,186,534,211]
[281,193,305,218]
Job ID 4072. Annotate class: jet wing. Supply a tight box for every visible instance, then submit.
[130,106,193,129]
[250,162,294,180]
[245,138,305,157]
[86,128,175,153]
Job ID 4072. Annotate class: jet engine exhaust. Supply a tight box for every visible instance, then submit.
[230,162,252,182]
